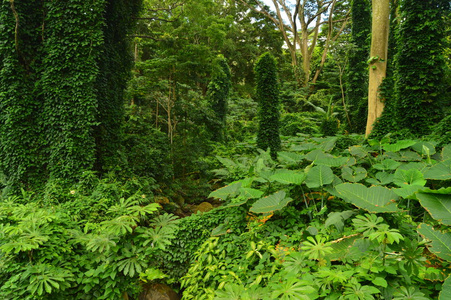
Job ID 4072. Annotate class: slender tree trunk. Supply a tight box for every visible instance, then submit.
[366,0,390,137]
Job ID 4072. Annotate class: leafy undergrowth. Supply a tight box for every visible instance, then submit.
[1,136,450,300]
[179,136,451,300]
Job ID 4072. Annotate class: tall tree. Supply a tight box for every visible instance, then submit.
[365,0,389,136]
[208,55,232,141]
[391,0,449,136]
[238,0,350,86]
[255,52,281,158]
[345,0,371,133]
[0,0,142,192]
[371,0,450,138]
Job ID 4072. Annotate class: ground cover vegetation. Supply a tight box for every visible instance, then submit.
[0,0,450,299]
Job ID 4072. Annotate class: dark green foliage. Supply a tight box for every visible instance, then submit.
[0,1,45,192]
[255,52,281,158]
[345,0,371,133]
[280,113,321,136]
[374,0,449,137]
[0,0,142,193]
[430,115,451,146]
[41,0,105,180]
[94,0,143,172]
[208,55,232,141]
[393,0,449,136]
[122,106,173,180]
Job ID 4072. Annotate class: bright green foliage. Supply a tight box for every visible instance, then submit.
[345,0,371,133]
[208,55,231,141]
[0,0,141,192]
[255,52,281,158]
[0,177,178,299]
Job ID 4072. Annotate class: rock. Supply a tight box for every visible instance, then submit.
[155,196,170,205]
[139,283,181,300]
[195,202,213,213]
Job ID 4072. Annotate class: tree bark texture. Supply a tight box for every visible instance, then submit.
[366,0,390,137]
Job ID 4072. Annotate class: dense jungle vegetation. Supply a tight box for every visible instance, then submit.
[0,0,450,299]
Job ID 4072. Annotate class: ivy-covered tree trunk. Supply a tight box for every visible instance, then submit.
[345,0,371,133]
[391,0,449,136]
[255,52,281,158]
[41,0,105,180]
[0,1,45,192]
[0,0,142,193]
[94,0,143,171]
[208,55,231,142]
[365,0,390,137]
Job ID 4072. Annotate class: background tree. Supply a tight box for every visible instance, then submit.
[208,55,232,142]
[238,0,350,87]
[255,52,281,158]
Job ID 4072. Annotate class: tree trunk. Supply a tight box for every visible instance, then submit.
[365,0,390,137]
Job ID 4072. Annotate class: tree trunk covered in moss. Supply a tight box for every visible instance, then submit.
[345,0,371,133]
[255,52,281,159]
[0,0,142,193]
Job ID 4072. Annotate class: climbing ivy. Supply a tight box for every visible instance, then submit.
[208,55,231,142]
[0,1,45,192]
[255,52,281,158]
[374,0,449,138]
[94,0,143,171]
[0,0,142,193]
[345,0,371,134]
[392,0,449,136]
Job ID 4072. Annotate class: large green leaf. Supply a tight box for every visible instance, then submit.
[277,152,304,164]
[250,191,293,214]
[349,145,369,158]
[418,223,451,262]
[305,149,331,161]
[382,140,416,152]
[416,193,451,225]
[393,169,426,187]
[208,181,241,200]
[412,141,436,155]
[373,159,401,171]
[440,274,451,300]
[394,185,423,199]
[325,234,365,261]
[240,188,264,199]
[335,183,400,213]
[315,157,349,167]
[305,165,334,188]
[424,160,451,180]
[341,166,367,183]
[442,144,451,161]
[270,170,306,185]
